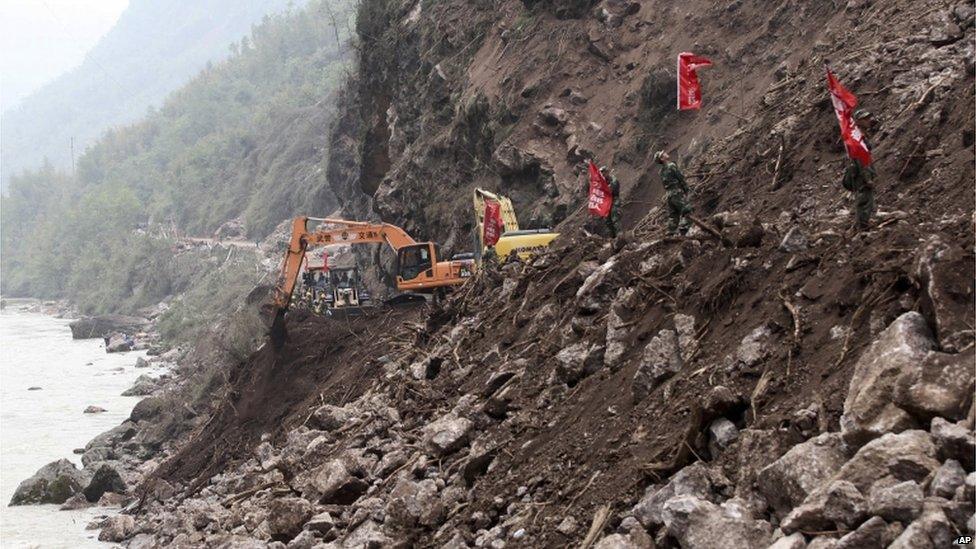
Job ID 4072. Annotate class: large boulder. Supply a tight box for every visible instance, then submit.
[555,342,605,384]
[661,495,773,548]
[308,459,368,505]
[632,463,723,528]
[929,417,975,470]
[780,480,867,533]
[757,433,850,516]
[832,430,939,493]
[914,234,975,353]
[888,500,953,548]
[267,497,312,539]
[121,374,159,397]
[894,347,974,422]
[309,404,353,431]
[632,329,682,401]
[423,413,473,456]
[840,312,934,446]
[83,463,127,502]
[384,478,444,530]
[9,459,88,505]
[69,315,148,339]
[98,514,137,542]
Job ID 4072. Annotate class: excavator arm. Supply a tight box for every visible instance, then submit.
[267,216,419,345]
[271,217,416,310]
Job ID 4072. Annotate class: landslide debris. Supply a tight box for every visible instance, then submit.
[89,0,974,547]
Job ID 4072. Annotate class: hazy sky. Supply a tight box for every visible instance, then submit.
[0,0,129,112]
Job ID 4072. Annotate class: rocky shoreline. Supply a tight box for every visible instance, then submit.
[5,303,190,543]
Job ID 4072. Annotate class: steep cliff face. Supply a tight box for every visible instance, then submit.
[330,0,974,253]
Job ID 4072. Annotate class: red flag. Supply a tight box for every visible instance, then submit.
[587,160,612,218]
[483,199,504,246]
[677,52,713,110]
[826,67,872,167]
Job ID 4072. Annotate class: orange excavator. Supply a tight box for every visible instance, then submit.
[266,216,474,344]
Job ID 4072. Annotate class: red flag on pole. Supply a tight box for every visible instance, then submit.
[587,160,612,218]
[483,199,504,247]
[677,52,713,110]
[826,66,872,167]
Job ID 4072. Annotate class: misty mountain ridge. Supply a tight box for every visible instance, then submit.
[1,0,308,187]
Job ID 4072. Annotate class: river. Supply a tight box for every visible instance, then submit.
[0,309,146,548]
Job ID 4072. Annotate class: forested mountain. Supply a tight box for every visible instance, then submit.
[1,0,309,186]
[1,0,354,312]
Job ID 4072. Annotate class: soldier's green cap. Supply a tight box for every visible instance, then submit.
[653,150,664,163]
[854,109,872,120]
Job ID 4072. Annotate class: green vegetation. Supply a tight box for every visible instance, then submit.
[1,0,354,334]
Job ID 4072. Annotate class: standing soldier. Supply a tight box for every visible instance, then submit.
[653,151,692,235]
[600,166,622,238]
[841,109,876,230]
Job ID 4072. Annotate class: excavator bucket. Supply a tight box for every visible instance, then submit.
[269,309,288,349]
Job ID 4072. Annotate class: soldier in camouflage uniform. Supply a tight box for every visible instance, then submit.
[653,150,692,235]
[600,166,622,238]
[841,109,876,230]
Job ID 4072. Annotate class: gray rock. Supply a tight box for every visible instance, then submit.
[9,459,88,505]
[758,433,850,516]
[84,405,107,414]
[105,334,134,353]
[733,324,774,372]
[310,404,352,431]
[930,417,975,469]
[83,463,127,502]
[604,289,635,369]
[632,463,721,528]
[305,511,334,534]
[97,514,136,542]
[308,459,368,505]
[894,348,975,422]
[779,226,808,253]
[342,519,391,548]
[707,417,739,456]
[285,529,317,549]
[929,9,964,46]
[769,533,807,549]
[59,492,93,510]
[69,315,148,339]
[267,497,312,539]
[385,478,443,530]
[134,357,150,368]
[661,496,773,548]
[673,313,697,362]
[833,430,939,493]
[576,258,616,303]
[557,516,579,535]
[121,374,158,396]
[835,515,888,549]
[555,342,604,384]
[781,480,867,533]
[868,480,923,523]
[929,459,966,498]
[593,533,643,549]
[888,500,953,548]
[841,312,933,446]
[423,413,474,456]
[632,329,682,401]
[806,538,838,549]
[914,235,974,352]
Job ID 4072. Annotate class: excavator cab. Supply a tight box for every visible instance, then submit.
[396,242,474,291]
[396,243,434,281]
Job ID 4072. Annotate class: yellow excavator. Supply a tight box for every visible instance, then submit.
[473,188,559,262]
[267,217,474,343]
